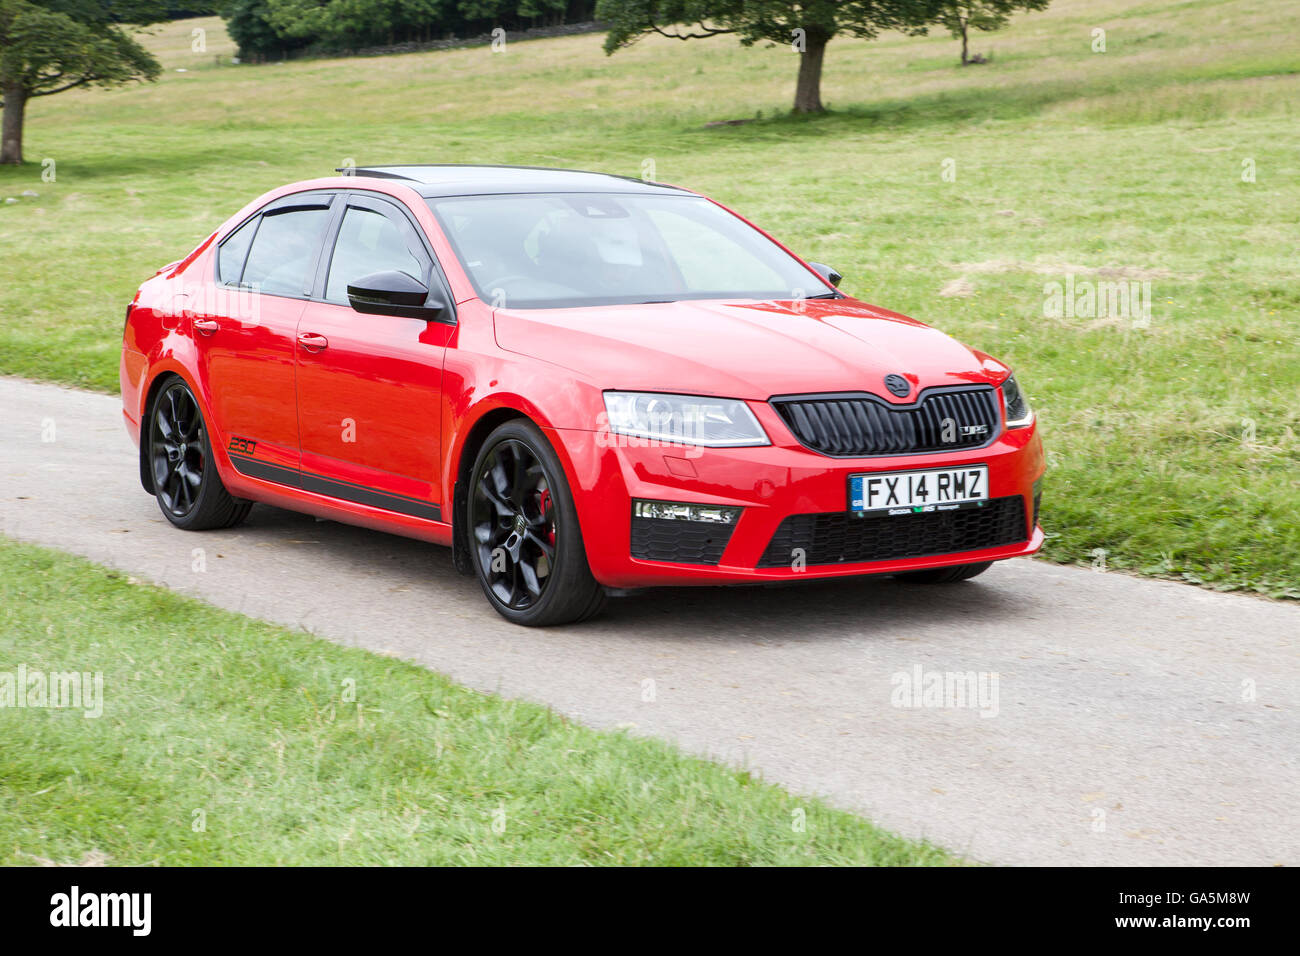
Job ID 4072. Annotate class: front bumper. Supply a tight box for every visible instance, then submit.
[551,402,1046,589]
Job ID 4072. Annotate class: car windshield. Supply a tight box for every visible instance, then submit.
[427,192,831,309]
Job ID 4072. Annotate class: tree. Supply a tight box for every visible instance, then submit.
[937,0,1048,65]
[0,0,163,164]
[596,0,944,114]
[222,0,598,59]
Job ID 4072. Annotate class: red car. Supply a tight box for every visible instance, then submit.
[120,165,1045,625]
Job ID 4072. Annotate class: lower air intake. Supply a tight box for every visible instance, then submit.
[757,496,1028,568]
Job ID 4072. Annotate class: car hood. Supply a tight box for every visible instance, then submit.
[493,297,1007,399]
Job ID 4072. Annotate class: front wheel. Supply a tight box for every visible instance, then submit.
[467,420,605,626]
[148,378,252,531]
[894,561,992,584]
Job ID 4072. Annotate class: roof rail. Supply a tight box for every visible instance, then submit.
[332,163,663,188]
[334,166,417,180]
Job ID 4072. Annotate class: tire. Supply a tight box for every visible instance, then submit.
[466,419,606,626]
[894,561,993,584]
[148,378,253,531]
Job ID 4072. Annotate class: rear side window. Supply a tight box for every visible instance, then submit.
[217,217,257,285]
[240,206,331,298]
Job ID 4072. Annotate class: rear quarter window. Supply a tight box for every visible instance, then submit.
[217,217,257,286]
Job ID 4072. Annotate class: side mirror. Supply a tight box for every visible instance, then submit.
[807,262,843,288]
[347,271,445,320]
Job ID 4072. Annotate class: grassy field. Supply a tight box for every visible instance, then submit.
[0,538,954,865]
[0,0,1297,596]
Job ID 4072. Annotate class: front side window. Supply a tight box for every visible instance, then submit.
[325,206,425,304]
[428,192,827,309]
[240,206,330,298]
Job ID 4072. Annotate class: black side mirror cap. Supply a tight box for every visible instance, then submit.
[807,262,843,288]
[347,270,445,320]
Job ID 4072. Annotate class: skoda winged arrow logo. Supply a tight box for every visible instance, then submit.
[884,374,911,398]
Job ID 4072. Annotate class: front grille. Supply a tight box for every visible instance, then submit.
[772,387,1001,457]
[631,517,735,565]
[757,496,1027,568]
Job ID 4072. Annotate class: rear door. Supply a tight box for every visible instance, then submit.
[293,192,455,521]
[193,191,335,481]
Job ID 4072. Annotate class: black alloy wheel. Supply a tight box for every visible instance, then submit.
[467,420,605,626]
[472,437,557,611]
[148,378,253,530]
[152,382,206,518]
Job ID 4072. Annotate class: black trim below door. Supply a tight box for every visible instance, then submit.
[228,453,442,523]
[228,454,299,487]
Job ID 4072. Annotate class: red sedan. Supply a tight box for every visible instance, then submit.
[120,165,1045,625]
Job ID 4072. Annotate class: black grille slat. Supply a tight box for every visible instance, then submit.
[862,402,883,453]
[898,403,917,451]
[924,399,943,447]
[951,393,968,434]
[789,403,815,450]
[915,400,931,448]
[938,393,959,441]
[758,496,1027,568]
[879,401,902,453]
[869,401,891,452]
[773,386,999,457]
[825,402,851,454]
[960,393,978,441]
[963,392,984,433]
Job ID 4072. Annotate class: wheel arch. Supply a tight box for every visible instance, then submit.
[449,405,536,574]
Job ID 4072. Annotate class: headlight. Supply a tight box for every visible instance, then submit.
[603,392,769,447]
[1002,374,1034,428]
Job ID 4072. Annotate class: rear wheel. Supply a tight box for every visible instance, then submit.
[468,420,605,626]
[894,561,992,584]
[148,378,252,531]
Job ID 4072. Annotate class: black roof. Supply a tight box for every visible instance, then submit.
[337,164,686,198]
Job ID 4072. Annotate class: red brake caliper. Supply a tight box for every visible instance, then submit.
[538,488,555,546]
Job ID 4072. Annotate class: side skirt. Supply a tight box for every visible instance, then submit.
[228,452,441,523]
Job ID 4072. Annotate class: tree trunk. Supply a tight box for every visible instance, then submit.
[1,84,26,165]
[960,19,970,64]
[793,34,828,114]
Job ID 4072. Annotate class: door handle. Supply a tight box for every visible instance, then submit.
[193,318,219,336]
[297,332,329,352]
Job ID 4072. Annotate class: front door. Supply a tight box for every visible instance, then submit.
[294,193,453,522]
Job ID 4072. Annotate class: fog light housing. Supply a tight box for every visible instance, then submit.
[631,499,740,565]
[633,500,741,524]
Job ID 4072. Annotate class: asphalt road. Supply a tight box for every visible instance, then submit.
[1,376,1296,865]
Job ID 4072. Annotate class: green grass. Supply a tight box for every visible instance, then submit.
[0,0,1297,595]
[0,538,954,865]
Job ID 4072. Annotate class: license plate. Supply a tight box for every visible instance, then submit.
[849,465,989,515]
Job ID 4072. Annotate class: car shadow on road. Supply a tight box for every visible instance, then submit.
[606,575,1019,636]
[240,505,1027,642]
